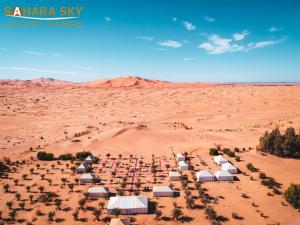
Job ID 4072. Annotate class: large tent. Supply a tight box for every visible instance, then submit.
[214,170,234,181]
[88,186,109,198]
[196,170,215,182]
[169,171,181,181]
[153,186,174,197]
[221,162,238,174]
[213,155,228,165]
[80,173,97,184]
[178,161,189,170]
[107,196,148,214]
[176,153,185,161]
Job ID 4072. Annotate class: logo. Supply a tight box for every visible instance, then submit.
[3,5,84,27]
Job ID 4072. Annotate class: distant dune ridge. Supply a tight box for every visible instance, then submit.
[0,76,211,88]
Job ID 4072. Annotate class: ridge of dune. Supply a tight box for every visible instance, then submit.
[0,76,212,88]
[83,76,172,88]
[0,77,74,88]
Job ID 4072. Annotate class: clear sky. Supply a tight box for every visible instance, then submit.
[0,0,299,82]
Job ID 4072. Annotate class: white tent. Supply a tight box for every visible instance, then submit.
[84,155,94,164]
[76,162,89,173]
[169,171,181,181]
[178,161,189,170]
[80,173,96,184]
[176,153,185,161]
[153,186,174,197]
[213,155,228,165]
[221,162,238,174]
[107,196,148,214]
[214,170,234,181]
[88,186,109,198]
[109,218,130,225]
[196,170,215,182]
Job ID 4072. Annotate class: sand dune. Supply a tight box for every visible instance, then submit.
[0,77,300,225]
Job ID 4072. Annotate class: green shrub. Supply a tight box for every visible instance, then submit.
[261,177,280,189]
[284,184,300,209]
[246,163,258,172]
[37,151,54,161]
[58,154,73,160]
[209,148,218,156]
[222,148,231,155]
[228,151,235,157]
[75,151,92,160]
[259,172,267,179]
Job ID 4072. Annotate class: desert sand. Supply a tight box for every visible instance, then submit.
[0,77,300,225]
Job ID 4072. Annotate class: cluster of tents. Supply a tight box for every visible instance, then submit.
[176,153,238,182]
[73,152,238,220]
[198,155,238,182]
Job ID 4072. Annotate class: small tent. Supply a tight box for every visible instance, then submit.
[84,155,94,164]
[88,186,109,198]
[76,162,89,173]
[109,218,130,225]
[213,155,228,165]
[214,170,234,181]
[107,196,148,214]
[176,153,185,161]
[153,186,174,197]
[169,171,181,181]
[80,173,97,184]
[221,162,238,174]
[196,170,215,182]
[178,161,189,170]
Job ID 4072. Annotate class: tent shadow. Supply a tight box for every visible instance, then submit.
[174,192,180,197]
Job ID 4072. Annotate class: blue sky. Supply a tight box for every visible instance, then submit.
[0,0,299,82]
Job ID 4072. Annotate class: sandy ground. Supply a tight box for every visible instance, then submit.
[0,83,300,225]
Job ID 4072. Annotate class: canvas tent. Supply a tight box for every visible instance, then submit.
[84,155,94,164]
[176,153,185,161]
[109,218,130,225]
[196,170,215,182]
[80,173,97,184]
[107,196,148,214]
[153,186,174,197]
[169,171,181,181]
[88,186,108,198]
[214,170,234,181]
[221,162,238,174]
[213,155,228,165]
[178,161,189,170]
[76,162,89,173]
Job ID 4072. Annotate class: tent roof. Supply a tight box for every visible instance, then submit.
[153,186,173,193]
[215,170,233,177]
[88,186,108,194]
[214,155,228,162]
[169,171,181,177]
[85,155,93,161]
[80,173,95,179]
[109,218,130,225]
[177,153,184,157]
[178,161,188,166]
[108,196,148,210]
[196,170,214,177]
[78,163,89,169]
[221,162,237,170]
